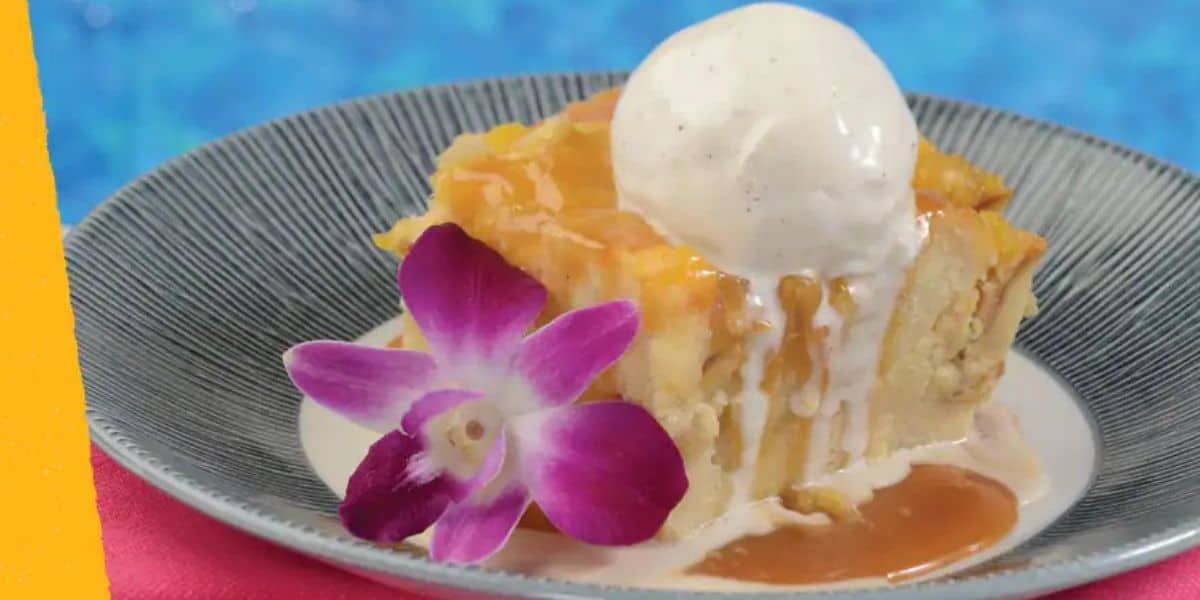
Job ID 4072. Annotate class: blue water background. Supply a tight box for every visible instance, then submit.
[31,0,1200,224]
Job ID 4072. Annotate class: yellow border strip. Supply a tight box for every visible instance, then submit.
[0,1,110,596]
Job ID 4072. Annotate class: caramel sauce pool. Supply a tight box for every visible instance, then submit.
[689,465,1017,584]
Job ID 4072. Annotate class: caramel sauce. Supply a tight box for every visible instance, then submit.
[514,465,1017,585]
[690,465,1017,585]
[913,138,1012,211]
[518,503,559,533]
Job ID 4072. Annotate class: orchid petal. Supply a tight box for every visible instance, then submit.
[338,430,456,543]
[399,223,546,363]
[513,401,687,546]
[284,341,435,431]
[430,484,531,564]
[401,388,484,436]
[513,300,639,408]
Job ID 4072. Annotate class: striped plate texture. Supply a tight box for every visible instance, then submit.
[69,73,1200,599]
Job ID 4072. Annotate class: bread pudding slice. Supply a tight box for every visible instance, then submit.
[374,89,1045,538]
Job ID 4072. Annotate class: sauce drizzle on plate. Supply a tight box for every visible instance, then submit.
[690,464,1017,584]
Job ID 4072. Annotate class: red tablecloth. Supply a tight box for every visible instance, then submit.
[91,445,1196,599]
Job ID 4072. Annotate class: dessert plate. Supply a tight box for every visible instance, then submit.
[71,72,1200,599]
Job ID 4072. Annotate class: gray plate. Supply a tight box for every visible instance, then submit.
[70,72,1200,599]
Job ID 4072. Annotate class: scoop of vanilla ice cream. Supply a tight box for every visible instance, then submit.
[611,2,920,279]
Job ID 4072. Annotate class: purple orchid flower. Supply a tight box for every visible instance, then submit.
[283,223,688,564]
